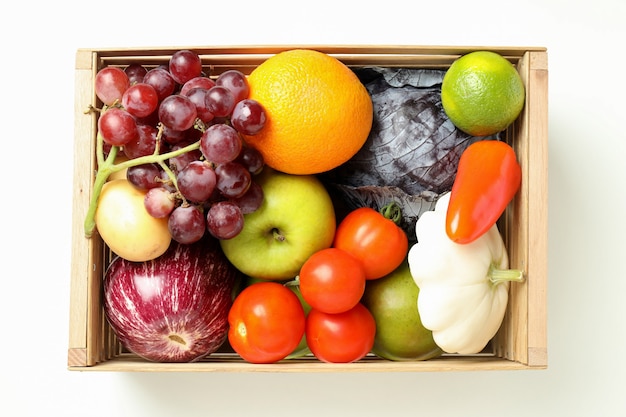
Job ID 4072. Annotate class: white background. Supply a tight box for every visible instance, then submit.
[2,0,625,416]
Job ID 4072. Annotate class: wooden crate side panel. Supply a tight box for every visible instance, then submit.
[79,45,545,60]
[494,51,549,368]
[69,50,108,368]
[493,52,531,364]
[77,354,536,373]
[68,49,97,367]
[511,52,533,364]
[525,51,549,367]
[79,44,545,60]
[85,45,546,75]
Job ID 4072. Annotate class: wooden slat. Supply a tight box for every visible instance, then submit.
[492,53,531,364]
[71,353,540,373]
[525,51,549,367]
[67,348,87,367]
[67,49,97,367]
[493,50,549,368]
[79,44,546,59]
[86,44,547,74]
[69,49,110,368]
[510,52,532,365]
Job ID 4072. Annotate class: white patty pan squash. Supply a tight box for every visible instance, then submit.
[407,192,524,354]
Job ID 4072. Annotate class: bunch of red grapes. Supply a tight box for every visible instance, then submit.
[94,49,267,243]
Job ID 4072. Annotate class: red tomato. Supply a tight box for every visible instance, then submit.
[299,247,366,314]
[305,303,376,363]
[228,282,305,364]
[333,204,409,280]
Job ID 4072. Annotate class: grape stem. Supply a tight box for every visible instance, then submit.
[83,121,201,238]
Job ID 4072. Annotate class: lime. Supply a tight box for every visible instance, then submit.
[441,50,525,136]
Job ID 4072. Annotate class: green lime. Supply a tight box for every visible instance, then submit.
[441,50,525,136]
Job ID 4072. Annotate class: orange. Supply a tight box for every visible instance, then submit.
[243,49,373,175]
[441,51,525,137]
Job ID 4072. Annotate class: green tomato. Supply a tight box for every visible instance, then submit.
[284,282,312,359]
[361,260,442,361]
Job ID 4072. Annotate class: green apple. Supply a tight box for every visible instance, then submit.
[220,168,336,281]
[361,260,443,361]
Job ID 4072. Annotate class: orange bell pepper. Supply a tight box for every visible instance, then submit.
[445,140,521,244]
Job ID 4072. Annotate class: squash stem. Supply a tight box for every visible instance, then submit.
[489,264,525,285]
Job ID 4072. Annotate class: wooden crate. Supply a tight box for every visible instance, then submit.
[68,45,548,372]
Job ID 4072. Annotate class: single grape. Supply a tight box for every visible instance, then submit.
[206,201,244,240]
[235,146,265,175]
[184,125,203,143]
[205,85,236,118]
[161,125,187,145]
[231,181,264,214]
[216,70,249,103]
[95,66,130,106]
[123,124,158,159]
[102,140,113,158]
[185,87,214,123]
[168,204,206,244]
[125,63,148,85]
[215,161,252,198]
[144,187,176,218]
[200,124,242,165]
[230,99,267,136]
[159,169,176,192]
[158,94,198,131]
[121,83,159,118]
[143,67,176,101]
[168,144,203,173]
[98,108,139,146]
[126,163,163,190]
[132,109,160,127]
[177,160,217,203]
[169,50,202,85]
[181,76,216,96]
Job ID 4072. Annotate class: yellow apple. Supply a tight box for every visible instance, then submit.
[95,179,171,262]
